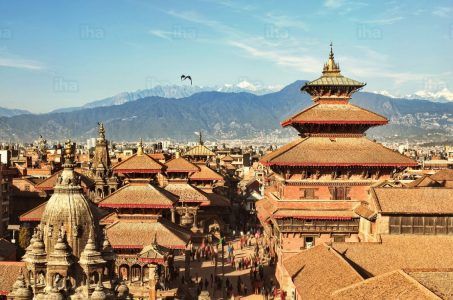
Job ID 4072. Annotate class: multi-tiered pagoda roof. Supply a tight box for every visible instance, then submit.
[261,45,417,169]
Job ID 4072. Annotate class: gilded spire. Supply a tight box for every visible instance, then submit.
[323,42,341,76]
[137,138,144,155]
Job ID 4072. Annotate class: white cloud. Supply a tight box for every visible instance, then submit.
[361,16,404,25]
[324,0,345,9]
[263,13,309,31]
[229,40,321,73]
[149,29,173,41]
[0,56,44,70]
[432,6,452,17]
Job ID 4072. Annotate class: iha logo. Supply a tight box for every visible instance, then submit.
[79,24,105,40]
[53,77,79,93]
[356,24,383,40]
[172,25,197,40]
[265,25,289,40]
[0,27,12,40]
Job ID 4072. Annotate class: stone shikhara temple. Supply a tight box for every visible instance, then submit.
[8,141,132,299]
[256,45,417,279]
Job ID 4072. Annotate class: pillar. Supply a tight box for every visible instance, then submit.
[148,264,158,300]
[171,208,176,223]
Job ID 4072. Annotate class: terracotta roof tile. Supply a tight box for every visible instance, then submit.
[260,137,417,167]
[332,235,453,277]
[405,175,441,188]
[283,244,363,299]
[184,145,215,157]
[164,183,209,203]
[408,271,453,299]
[112,154,163,173]
[98,183,177,208]
[20,201,108,222]
[190,165,224,181]
[0,262,26,295]
[19,202,47,222]
[353,204,376,220]
[332,270,440,299]
[35,169,94,191]
[203,193,231,207]
[105,218,191,249]
[282,103,387,126]
[430,169,453,181]
[371,187,453,214]
[165,157,199,173]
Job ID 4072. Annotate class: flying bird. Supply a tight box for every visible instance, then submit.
[181,74,192,85]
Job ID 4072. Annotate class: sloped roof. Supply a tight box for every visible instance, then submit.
[221,155,234,162]
[409,271,453,299]
[98,182,177,208]
[19,201,108,222]
[430,169,453,181]
[105,218,191,249]
[112,153,163,173]
[165,157,199,173]
[184,145,215,157]
[282,103,387,127]
[283,244,363,299]
[19,202,48,222]
[332,270,440,299]
[204,193,231,207]
[164,183,209,203]
[260,137,417,167]
[371,187,453,214]
[35,169,94,191]
[353,204,376,220]
[332,235,453,277]
[304,74,365,87]
[405,175,441,188]
[190,165,224,181]
[0,262,26,296]
[0,238,16,260]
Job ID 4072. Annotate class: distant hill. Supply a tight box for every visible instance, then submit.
[51,81,281,113]
[0,107,30,117]
[1,80,452,142]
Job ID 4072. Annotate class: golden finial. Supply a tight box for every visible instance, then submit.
[323,42,340,75]
[137,138,144,155]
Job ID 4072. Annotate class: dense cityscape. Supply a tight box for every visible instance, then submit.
[0,45,452,300]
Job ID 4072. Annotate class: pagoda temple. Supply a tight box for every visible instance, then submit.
[256,45,417,281]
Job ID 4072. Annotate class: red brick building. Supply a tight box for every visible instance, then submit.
[256,45,417,281]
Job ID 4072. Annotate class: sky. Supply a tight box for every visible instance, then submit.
[0,0,452,113]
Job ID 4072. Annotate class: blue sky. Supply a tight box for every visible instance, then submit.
[0,0,452,112]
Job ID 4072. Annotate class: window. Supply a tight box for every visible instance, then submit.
[25,185,30,192]
[401,217,412,234]
[333,235,346,242]
[329,186,351,200]
[413,217,424,234]
[299,188,317,199]
[389,216,401,234]
[304,237,314,248]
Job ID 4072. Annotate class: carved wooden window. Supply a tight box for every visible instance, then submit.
[389,216,401,234]
[412,216,424,234]
[333,235,346,242]
[299,188,317,199]
[328,186,351,200]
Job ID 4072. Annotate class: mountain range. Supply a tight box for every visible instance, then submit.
[0,107,30,118]
[52,81,281,113]
[0,80,452,143]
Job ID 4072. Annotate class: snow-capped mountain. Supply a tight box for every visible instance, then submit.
[52,80,283,112]
[407,88,453,103]
[373,88,453,103]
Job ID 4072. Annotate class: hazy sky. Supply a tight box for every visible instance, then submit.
[0,0,452,112]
